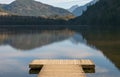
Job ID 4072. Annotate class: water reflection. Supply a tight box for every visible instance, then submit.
[0,30,74,50]
[0,28,120,77]
[79,28,120,70]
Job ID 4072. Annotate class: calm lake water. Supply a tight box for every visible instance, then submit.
[0,26,120,77]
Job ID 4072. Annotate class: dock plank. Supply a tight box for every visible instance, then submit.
[29,59,95,69]
[38,65,85,77]
[29,59,95,77]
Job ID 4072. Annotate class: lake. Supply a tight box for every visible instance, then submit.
[0,26,120,77]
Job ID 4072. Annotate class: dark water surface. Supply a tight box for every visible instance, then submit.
[0,27,120,77]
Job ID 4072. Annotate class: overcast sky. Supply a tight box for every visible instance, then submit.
[0,0,93,9]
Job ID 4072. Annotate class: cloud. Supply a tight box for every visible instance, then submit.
[36,0,93,9]
[0,0,15,4]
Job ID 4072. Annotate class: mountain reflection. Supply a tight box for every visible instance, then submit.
[0,28,120,77]
[70,33,87,44]
[0,30,74,50]
[78,27,120,70]
[0,28,120,71]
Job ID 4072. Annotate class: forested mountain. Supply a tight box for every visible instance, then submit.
[0,15,67,25]
[0,0,74,19]
[0,0,120,26]
[71,0,99,16]
[71,0,120,25]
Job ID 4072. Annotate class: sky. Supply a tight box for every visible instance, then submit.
[0,0,93,9]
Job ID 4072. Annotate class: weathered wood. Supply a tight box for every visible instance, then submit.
[29,59,95,77]
[29,59,95,69]
[38,65,85,77]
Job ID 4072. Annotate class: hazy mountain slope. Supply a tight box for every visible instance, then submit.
[72,0,99,16]
[0,8,3,12]
[68,5,79,12]
[72,5,87,16]
[71,0,120,25]
[0,4,6,8]
[1,0,74,18]
[0,8,9,16]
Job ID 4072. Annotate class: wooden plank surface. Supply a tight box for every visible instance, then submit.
[38,65,86,77]
[29,59,95,69]
[29,59,95,77]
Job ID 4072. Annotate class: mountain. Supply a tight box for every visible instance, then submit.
[71,0,99,16]
[1,0,74,19]
[68,5,79,12]
[0,8,3,12]
[72,5,87,16]
[71,0,120,25]
[0,4,6,7]
[0,8,9,16]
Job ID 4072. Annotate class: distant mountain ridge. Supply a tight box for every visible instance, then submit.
[70,0,99,16]
[1,0,120,26]
[68,5,79,12]
[0,0,74,19]
[71,0,120,25]
[0,8,9,16]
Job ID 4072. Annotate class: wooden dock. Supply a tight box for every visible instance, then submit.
[29,59,95,77]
